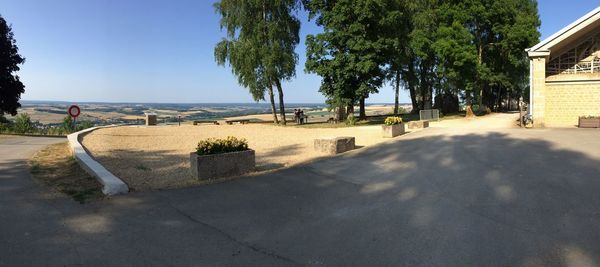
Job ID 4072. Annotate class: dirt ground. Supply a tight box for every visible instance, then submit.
[82,123,408,190]
[432,112,520,129]
[81,112,519,191]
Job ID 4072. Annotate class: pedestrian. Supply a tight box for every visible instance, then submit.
[294,109,299,124]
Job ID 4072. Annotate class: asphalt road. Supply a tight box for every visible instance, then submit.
[1,128,600,266]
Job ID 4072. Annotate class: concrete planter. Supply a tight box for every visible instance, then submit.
[314,137,355,155]
[578,117,600,128]
[381,124,405,138]
[190,150,255,180]
[408,120,429,129]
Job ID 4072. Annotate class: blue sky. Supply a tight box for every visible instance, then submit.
[0,0,598,104]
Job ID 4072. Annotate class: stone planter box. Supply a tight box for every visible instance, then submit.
[190,150,255,180]
[314,137,355,155]
[382,124,405,138]
[408,120,429,129]
[579,117,600,128]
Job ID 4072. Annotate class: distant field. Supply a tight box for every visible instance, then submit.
[12,101,408,125]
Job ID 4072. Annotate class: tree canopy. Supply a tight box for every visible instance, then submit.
[305,0,540,117]
[0,15,25,116]
[214,0,300,124]
[305,0,404,119]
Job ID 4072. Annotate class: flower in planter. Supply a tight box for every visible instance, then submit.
[196,136,249,155]
[384,116,403,126]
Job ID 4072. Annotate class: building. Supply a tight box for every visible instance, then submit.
[526,6,600,127]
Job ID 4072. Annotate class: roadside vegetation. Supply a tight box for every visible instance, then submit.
[0,113,93,136]
[295,111,467,128]
[29,142,103,203]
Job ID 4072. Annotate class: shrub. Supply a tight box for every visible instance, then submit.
[384,116,403,125]
[13,113,34,134]
[75,121,94,131]
[0,122,11,133]
[0,114,8,123]
[62,116,74,133]
[345,114,358,126]
[196,136,249,155]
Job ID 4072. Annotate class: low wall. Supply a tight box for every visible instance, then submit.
[67,126,129,195]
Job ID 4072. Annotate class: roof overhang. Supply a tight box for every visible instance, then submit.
[527,6,600,57]
[527,50,550,58]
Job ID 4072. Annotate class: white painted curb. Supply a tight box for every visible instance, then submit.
[67,125,129,195]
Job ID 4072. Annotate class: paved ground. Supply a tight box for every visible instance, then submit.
[2,121,600,266]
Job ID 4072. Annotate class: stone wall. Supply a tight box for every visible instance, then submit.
[532,57,547,127]
[544,82,600,127]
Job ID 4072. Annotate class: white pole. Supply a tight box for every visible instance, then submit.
[529,59,533,116]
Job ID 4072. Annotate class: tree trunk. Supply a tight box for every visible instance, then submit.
[274,79,286,125]
[359,96,366,120]
[267,84,279,124]
[477,42,484,107]
[346,103,354,118]
[336,105,346,122]
[408,84,418,113]
[394,70,400,115]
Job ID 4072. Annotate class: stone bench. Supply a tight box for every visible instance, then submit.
[407,120,429,129]
[225,119,250,125]
[314,137,355,155]
[193,120,219,125]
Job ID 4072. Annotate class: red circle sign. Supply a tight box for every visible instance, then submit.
[68,105,81,118]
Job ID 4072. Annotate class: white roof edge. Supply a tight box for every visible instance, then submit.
[529,6,600,52]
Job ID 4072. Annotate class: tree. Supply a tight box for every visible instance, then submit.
[381,0,411,115]
[397,0,539,116]
[214,0,301,125]
[0,15,25,116]
[305,0,394,120]
[13,113,33,134]
[457,0,539,113]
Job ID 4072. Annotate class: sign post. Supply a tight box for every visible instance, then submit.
[68,105,81,129]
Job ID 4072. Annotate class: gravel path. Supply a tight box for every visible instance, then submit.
[81,124,395,190]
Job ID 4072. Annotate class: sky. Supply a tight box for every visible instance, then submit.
[0,0,598,104]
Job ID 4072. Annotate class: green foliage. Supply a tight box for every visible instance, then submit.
[62,116,74,133]
[196,136,249,155]
[0,15,26,116]
[305,0,398,115]
[0,114,93,135]
[214,0,300,124]
[76,121,94,131]
[13,113,33,134]
[60,116,94,134]
[384,116,403,125]
[345,114,358,126]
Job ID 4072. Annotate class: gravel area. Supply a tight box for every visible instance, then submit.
[81,113,518,191]
[81,124,396,190]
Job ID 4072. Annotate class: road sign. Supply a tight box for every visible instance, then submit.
[68,105,81,118]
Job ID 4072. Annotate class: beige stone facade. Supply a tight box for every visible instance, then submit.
[544,82,600,127]
[527,6,600,127]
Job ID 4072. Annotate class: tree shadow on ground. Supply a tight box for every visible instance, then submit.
[4,129,600,265]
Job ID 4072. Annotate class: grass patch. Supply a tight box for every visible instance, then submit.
[135,164,151,171]
[29,142,103,203]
